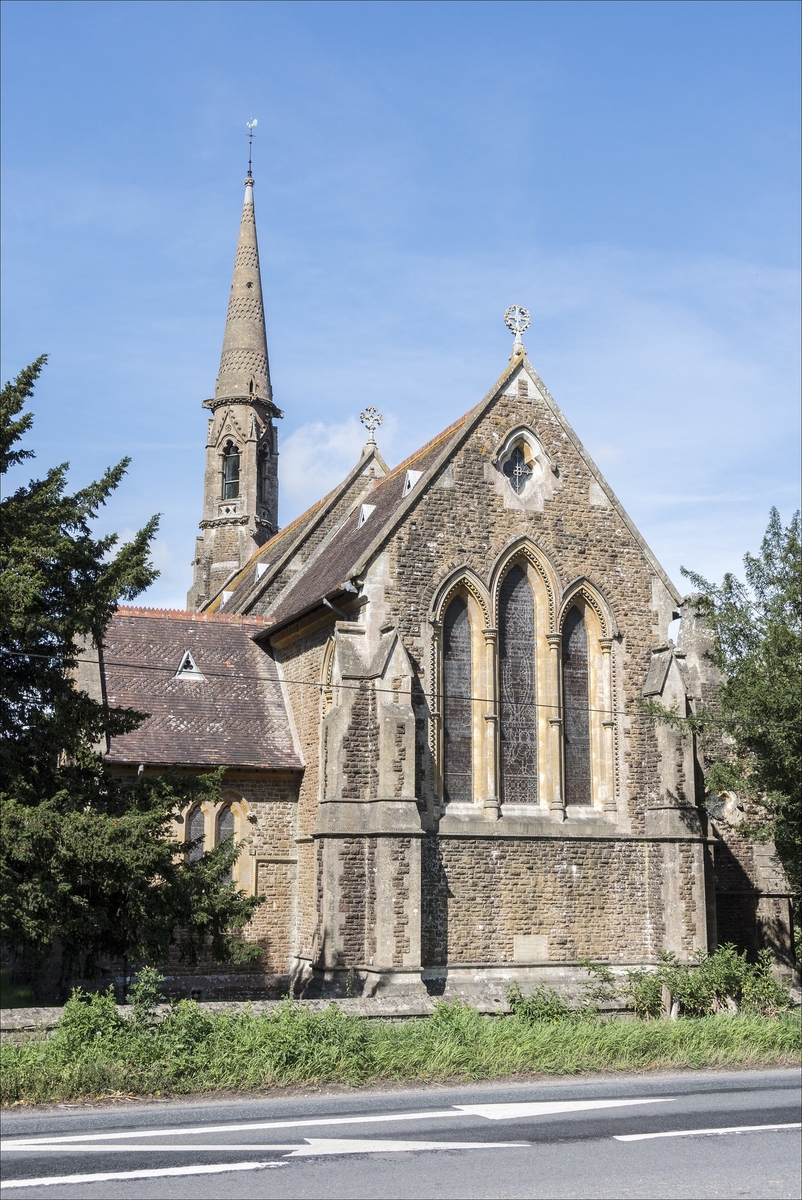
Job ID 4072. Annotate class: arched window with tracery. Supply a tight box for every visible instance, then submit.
[186,805,205,863]
[562,605,591,805]
[222,442,240,499]
[499,565,537,803]
[442,596,473,804]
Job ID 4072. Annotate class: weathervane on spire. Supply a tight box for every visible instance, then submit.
[246,118,257,178]
[360,406,383,445]
[504,305,530,360]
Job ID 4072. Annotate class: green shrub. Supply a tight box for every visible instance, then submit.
[507,982,578,1024]
[624,969,663,1019]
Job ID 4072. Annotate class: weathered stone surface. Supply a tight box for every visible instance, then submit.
[80,181,794,1003]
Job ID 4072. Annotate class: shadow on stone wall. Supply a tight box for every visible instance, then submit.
[421,835,449,995]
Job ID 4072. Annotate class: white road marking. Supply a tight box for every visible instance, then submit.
[2,1141,528,1155]
[286,1138,528,1156]
[456,1099,673,1121]
[1,1161,283,1190]
[615,1122,802,1142]
[0,1140,526,1189]
[2,1096,674,1148]
[1,1110,457,1148]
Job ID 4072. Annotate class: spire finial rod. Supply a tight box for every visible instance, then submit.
[360,406,383,446]
[246,118,257,179]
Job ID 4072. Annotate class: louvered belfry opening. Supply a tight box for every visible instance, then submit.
[442,596,473,805]
[563,605,591,805]
[499,565,538,803]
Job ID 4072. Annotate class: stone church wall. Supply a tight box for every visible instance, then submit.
[271,620,333,963]
[383,381,674,838]
[419,836,706,967]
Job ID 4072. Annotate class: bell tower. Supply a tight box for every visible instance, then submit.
[187,165,281,610]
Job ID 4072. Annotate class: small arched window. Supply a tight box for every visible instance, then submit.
[563,606,591,805]
[222,442,240,499]
[442,596,473,804]
[216,804,236,881]
[186,805,205,863]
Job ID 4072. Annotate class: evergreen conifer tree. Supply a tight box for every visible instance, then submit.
[0,360,262,995]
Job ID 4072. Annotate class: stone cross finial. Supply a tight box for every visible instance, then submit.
[504,304,530,360]
[360,406,383,445]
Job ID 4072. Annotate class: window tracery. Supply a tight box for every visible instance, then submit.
[502,445,534,495]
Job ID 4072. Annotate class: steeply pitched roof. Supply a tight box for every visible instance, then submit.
[204,443,388,615]
[267,409,475,628]
[101,608,301,771]
[240,347,679,634]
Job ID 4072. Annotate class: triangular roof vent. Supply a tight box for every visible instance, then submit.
[358,503,376,528]
[175,651,205,680]
[402,469,423,497]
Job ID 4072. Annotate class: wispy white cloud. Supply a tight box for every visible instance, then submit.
[279,413,401,522]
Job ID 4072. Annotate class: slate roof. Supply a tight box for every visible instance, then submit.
[268,413,472,628]
[205,444,388,616]
[210,347,679,637]
[102,608,301,771]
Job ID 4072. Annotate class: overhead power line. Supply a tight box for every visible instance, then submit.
[3,648,797,730]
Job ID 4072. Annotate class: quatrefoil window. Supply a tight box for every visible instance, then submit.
[502,445,534,495]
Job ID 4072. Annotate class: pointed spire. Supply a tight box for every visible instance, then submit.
[215,174,272,401]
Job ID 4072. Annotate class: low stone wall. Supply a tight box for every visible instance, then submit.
[0,997,442,1044]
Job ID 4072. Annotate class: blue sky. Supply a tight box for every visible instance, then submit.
[2,0,799,608]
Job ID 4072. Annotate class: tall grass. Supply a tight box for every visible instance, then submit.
[2,991,799,1105]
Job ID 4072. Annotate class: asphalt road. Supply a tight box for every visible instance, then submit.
[1,1068,800,1199]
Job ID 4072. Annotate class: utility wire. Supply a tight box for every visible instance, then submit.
[2,648,797,729]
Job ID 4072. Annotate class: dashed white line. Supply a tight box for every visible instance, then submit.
[615,1122,801,1142]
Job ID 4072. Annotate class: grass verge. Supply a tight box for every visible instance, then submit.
[2,995,800,1105]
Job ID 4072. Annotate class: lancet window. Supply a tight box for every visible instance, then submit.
[442,596,473,804]
[498,565,538,803]
[186,804,205,863]
[434,555,615,817]
[562,605,591,805]
[216,804,236,881]
[222,442,240,499]
[257,449,271,504]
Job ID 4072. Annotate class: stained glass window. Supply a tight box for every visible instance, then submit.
[563,606,591,805]
[217,804,235,881]
[222,442,240,499]
[443,597,473,805]
[187,805,205,863]
[502,445,534,495]
[499,566,538,803]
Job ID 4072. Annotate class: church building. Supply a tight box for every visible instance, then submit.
[87,168,794,999]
